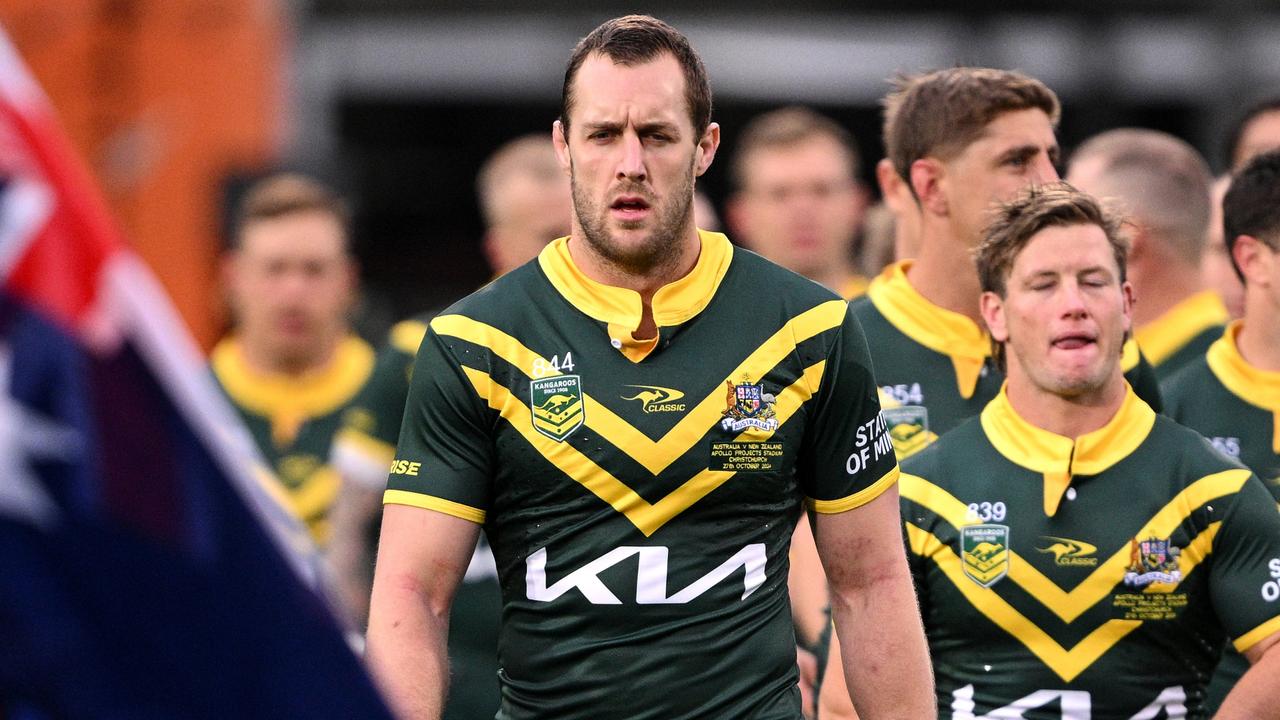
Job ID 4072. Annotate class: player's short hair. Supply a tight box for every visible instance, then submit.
[232,173,350,251]
[1223,96,1280,171]
[730,106,860,191]
[1069,128,1212,264]
[1222,149,1280,283]
[883,68,1060,194]
[561,15,712,139]
[977,182,1128,371]
[476,134,562,228]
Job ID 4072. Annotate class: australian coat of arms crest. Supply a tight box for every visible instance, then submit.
[1123,536,1182,587]
[721,377,778,433]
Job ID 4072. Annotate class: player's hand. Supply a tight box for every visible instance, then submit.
[797,644,818,719]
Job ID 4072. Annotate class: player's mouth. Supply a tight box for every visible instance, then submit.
[610,195,651,221]
[1050,331,1097,351]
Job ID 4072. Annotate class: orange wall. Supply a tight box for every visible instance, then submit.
[0,1,285,350]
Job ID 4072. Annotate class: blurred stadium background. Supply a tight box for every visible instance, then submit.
[3,0,1279,347]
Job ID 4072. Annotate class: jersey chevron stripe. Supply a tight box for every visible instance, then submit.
[901,469,1249,622]
[907,521,1219,682]
[383,489,487,524]
[907,522,1138,682]
[460,361,826,536]
[432,299,845,475]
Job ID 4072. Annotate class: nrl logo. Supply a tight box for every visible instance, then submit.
[1124,536,1182,587]
[621,385,687,413]
[530,375,584,441]
[721,376,778,433]
[961,524,1009,588]
[1037,536,1099,567]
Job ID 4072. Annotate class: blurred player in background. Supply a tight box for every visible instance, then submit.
[1067,128,1222,381]
[1225,97,1280,172]
[212,173,371,546]
[727,106,870,299]
[1204,175,1247,319]
[327,132,570,719]
[1164,149,1280,713]
[825,182,1280,719]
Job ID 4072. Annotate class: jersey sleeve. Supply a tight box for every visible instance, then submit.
[1208,472,1280,653]
[1123,341,1164,414]
[384,326,495,525]
[331,343,415,489]
[798,303,899,513]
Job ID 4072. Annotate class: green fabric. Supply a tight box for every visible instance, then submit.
[390,249,895,720]
[901,411,1280,719]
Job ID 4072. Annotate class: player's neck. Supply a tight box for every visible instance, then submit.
[1236,307,1280,372]
[238,331,341,378]
[1004,369,1127,440]
[906,228,983,324]
[806,263,862,296]
[1131,259,1204,328]
[567,223,702,340]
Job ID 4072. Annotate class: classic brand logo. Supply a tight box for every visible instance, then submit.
[621,384,687,413]
[530,375,584,441]
[1037,536,1099,567]
[961,524,1010,588]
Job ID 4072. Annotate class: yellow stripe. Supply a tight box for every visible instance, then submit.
[901,469,1249,623]
[433,300,845,476]
[461,362,822,537]
[211,336,375,421]
[1234,614,1280,653]
[390,319,429,356]
[1134,290,1227,367]
[333,427,397,466]
[1121,337,1140,372]
[383,489,487,524]
[907,522,1141,682]
[807,466,900,514]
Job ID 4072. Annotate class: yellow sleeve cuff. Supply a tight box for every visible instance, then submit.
[383,489,486,525]
[805,465,900,514]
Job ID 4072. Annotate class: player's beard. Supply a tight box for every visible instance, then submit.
[571,156,696,276]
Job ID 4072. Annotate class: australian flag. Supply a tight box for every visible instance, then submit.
[0,29,390,719]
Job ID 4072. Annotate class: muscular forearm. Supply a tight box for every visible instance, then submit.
[365,578,452,720]
[829,565,934,719]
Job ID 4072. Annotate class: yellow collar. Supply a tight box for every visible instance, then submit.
[981,383,1156,517]
[867,260,990,398]
[1208,321,1280,452]
[1135,290,1228,366]
[538,230,733,362]
[212,335,374,445]
[838,273,869,301]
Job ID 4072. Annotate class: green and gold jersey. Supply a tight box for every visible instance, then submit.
[901,385,1280,719]
[330,313,504,720]
[387,231,898,720]
[1137,290,1228,383]
[1163,320,1280,713]
[851,261,1162,460]
[211,335,374,545]
[332,317,431,489]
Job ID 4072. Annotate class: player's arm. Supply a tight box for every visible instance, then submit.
[1207,471,1280,719]
[789,512,828,649]
[366,505,480,720]
[1217,630,1280,719]
[813,486,934,718]
[817,633,858,720]
[326,467,385,626]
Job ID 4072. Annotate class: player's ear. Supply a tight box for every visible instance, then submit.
[1120,279,1135,335]
[910,157,947,217]
[694,122,720,178]
[980,290,1009,342]
[552,120,572,175]
[1233,234,1269,286]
